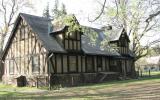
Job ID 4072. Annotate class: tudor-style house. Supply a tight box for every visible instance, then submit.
[1,13,135,87]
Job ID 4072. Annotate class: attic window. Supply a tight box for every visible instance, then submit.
[20,26,25,40]
[121,34,125,38]
[58,34,63,39]
[69,32,76,39]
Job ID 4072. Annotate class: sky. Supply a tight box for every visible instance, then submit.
[29,0,160,46]
[29,0,104,27]
[2,0,160,47]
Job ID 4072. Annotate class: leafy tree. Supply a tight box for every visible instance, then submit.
[43,3,50,18]
[64,15,81,32]
[0,0,33,52]
[51,0,67,19]
[52,0,59,19]
[52,14,81,34]
[89,0,160,61]
[61,3,67,16]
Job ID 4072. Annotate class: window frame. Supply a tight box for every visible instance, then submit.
[69,56,77,73]
[32,55,40,73]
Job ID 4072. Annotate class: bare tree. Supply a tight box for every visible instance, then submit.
[90,0,160,61]
[0,0,33,52]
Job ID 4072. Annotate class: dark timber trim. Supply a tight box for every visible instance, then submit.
[61,54,64,74]
[67,54,69,73]
[55,54,57,74]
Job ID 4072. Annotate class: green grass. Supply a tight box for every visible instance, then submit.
[140,71,160,76]
[0,76,160,99]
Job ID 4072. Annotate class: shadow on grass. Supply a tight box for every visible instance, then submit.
[0,76,160,99]
[0,91,128,100]
[75,75,160,89]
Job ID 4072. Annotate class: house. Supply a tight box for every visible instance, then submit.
[1,13,135,87]
[138,56,160,71]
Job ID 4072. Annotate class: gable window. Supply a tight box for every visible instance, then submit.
[119,40,127,47]
[32,56,39,73]
[69,32,76,39]
[69,56,77,72]
[20,26,25,40]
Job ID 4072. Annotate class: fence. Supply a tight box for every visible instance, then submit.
[137,69,160,77]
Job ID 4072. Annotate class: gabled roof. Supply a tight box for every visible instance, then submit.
[108,28,130,42]
[2,13,132,59]
[2,13,66,59]
[81,35,120,56]
[108,28,123,41]
[50,26,69,35]
[20,13,65,52]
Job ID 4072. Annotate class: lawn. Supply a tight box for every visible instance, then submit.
[0,77,160,100]
[141,71,160,76]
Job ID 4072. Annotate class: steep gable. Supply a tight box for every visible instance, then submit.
[109,28,130,42]
[2,13,66,60]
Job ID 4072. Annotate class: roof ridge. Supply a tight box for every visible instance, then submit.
[19,13,48,20]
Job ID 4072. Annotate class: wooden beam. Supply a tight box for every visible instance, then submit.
[61,54,63,74]
[55,54,57,74]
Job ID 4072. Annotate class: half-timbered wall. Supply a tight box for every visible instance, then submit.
[118,33,129,54]
[109,32,129,55]
[4,18,48,77]
[50,54,111,74]
[63,31,81,51]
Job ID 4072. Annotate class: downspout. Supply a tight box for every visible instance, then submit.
[48,52,53,90]
[47,13,52,90]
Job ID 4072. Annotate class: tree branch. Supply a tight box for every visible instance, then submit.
[146,11,160,23]
[88,0,106,22]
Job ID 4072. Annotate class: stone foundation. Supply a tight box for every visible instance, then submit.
[50,72,120,87]
[2,74,48,87]
[2,72,121,87]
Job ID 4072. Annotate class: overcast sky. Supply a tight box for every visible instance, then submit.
[2,0,160,47]
[29,0,105,27]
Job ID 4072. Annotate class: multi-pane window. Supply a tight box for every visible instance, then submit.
[97,56,102,68]
[86,57,94,72]
[32,56,39,73]
[69,32,76,39]
[64,32,81,51]
[69,56,77,72]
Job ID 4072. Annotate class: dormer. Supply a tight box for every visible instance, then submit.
[117,28,130,48]
[50,25,83,52]
[109,28,130,54]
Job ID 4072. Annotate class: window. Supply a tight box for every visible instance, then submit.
[69,32,76,39]
[32,56,39,73]
[97,56,102,68]
[65,40,68,49]
[86,57,94,72]
[9,60,14,74]
[69,56,77,72]
[110,60,117,66]
[77,32,80,40]
[69,40,73,49]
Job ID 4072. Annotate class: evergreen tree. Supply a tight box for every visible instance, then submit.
[43,3,50,18]
[61,3,67,16]
[51,0,67,19]
[52,0,59,19]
